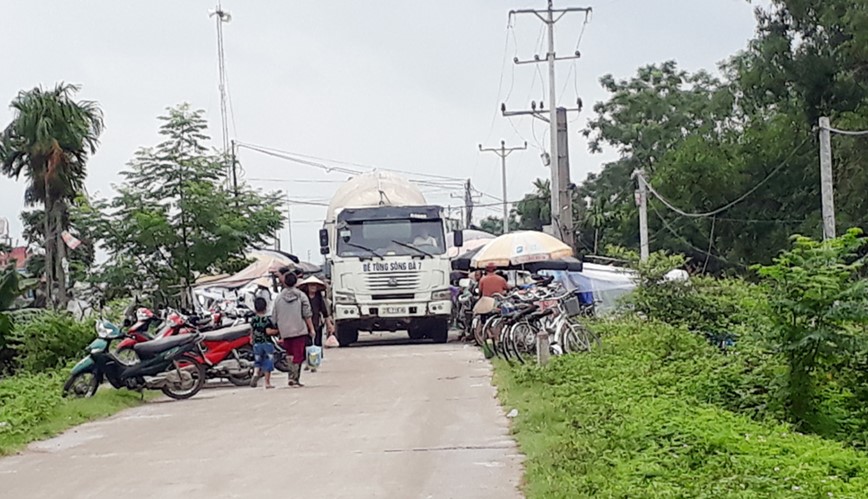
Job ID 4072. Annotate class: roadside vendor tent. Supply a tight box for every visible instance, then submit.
[540,262,637,315]
[192,250,322,314]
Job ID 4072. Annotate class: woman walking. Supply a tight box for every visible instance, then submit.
[298,276,334,366]
[272,272,315,386]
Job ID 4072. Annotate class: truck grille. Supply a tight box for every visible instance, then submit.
[365,271,420,292]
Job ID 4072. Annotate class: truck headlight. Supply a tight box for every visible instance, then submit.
[334,292,356,305]
[431,289,451,301]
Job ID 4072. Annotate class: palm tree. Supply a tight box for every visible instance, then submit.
[0,83,103,308]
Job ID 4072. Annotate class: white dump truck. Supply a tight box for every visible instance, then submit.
[319,171,461,346]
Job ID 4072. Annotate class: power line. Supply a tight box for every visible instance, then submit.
[649,202,739,267]
[248,177,345,184]
[826,126,868,137]
[484,27,513,145]
[642,137,811,219]
[236,143,361,175]
[236,141,465,182]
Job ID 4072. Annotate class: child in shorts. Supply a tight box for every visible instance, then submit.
[250,297,278,389]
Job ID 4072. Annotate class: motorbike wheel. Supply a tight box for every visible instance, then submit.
[62,370,99,398]
[115,346,139,365]
[472,315,486,346]
[161,354,206,400]
[226,345,254,386]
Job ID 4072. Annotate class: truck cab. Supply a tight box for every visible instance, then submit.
[319,172,458,346]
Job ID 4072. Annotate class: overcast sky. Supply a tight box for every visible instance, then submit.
[0,0,765,262]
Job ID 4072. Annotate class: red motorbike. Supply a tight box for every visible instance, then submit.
[116,309,254,386]
[196,324,255,386]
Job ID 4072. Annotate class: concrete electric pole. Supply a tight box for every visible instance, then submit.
[632,169,649,262]
[502,1,590,251]
[818,116,835,240]
[464,179,474,229]
[479,140,528,234]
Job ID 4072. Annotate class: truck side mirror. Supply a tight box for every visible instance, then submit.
[453,230,464,248]
[319,228,329,255]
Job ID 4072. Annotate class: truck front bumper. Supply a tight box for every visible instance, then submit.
[335,300,451,320]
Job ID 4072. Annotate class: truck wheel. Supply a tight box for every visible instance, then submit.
[430,319,449,344]
[337,325,358,347]
[408,326,425,340]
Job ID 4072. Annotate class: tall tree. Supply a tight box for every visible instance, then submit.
[477,214,519,236]
[514,178,551,231]
[81,104,283,307]
[0,83,103,307]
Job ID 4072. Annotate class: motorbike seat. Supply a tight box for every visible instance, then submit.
[133,334,198,358]
[508,304,540,320]
[201,324,252,343]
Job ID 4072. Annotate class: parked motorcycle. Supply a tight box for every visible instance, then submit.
[197,324,256,386]
[116,307,259,385]
[115,309,199,364]
[62,319,207,400]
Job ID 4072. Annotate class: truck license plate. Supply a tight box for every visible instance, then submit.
[382,306,407,316]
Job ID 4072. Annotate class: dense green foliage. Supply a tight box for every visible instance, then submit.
[0,370,148,456]
[566,0,868,267]
[0,265,37,372]
[614,229,868,446]
[80,104,283,306]
[754,228,868,431]
[496,319,868,498]
[7,311,92,373]
[0,83,104,307]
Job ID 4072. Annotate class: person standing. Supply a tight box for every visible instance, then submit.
[249,297,278,389]
[298,276,334,371]
[272,272,315,387]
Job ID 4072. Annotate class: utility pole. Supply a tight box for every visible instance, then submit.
[230,139,239,205]
[555,108,573,246]
[503,2,590,251]
[479,140,527,234]
[464,179,474,229]
[287,205,294,254]
[632,169,649,262]
[818,117,835,240]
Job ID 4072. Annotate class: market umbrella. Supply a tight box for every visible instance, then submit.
[446,229,495,249]
[451,244,486,271]
[470,231,572,268]
[518,256,583,273]
[446,238,490,258]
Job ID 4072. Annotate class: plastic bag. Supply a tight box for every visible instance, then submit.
[306,345,322,368]
[324,334,339,348]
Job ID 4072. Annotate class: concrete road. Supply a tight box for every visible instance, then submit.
[0,333,523,498]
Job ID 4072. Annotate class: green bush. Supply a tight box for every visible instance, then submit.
[9,311,93,373]
[754,229,868,431]
[622,250,771,337]
[0,371,63,436]
[497,319,868,498]
[0,369,150,455]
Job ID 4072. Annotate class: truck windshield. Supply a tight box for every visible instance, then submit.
[337,219,446,258]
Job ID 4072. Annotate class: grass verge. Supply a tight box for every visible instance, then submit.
[0,370,153,456]
[494,318,868,498]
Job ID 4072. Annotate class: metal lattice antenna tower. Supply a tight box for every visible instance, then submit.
[210,4,232,179]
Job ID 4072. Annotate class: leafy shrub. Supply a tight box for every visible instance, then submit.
[0,369,150,455]
[497,319,868,498]
[9,311,93,373]
[0,371,63,436]
[622,249,771,337]
[754,229,868,431]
